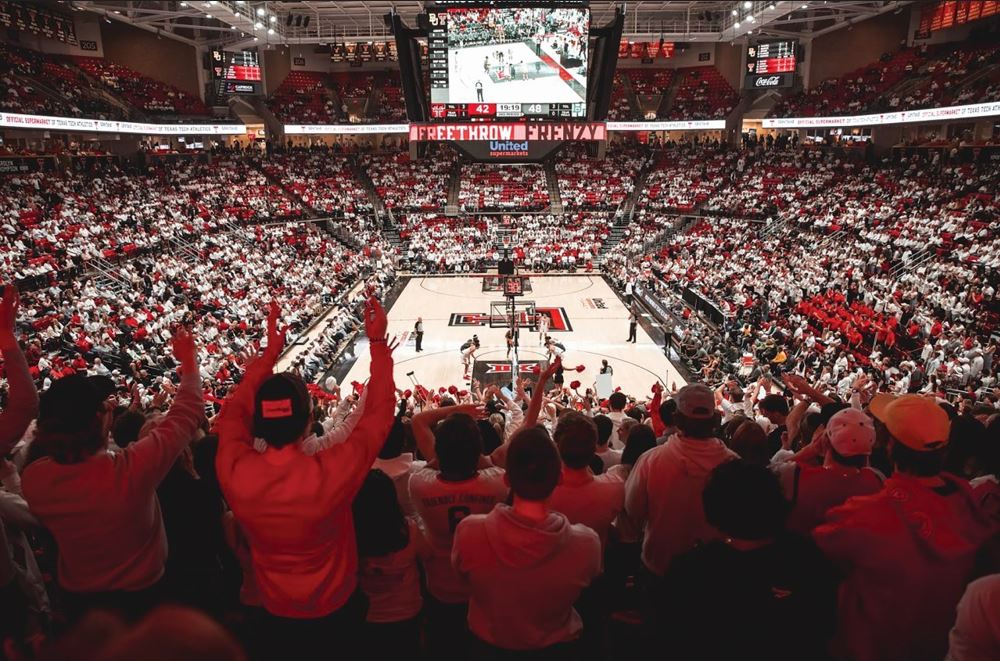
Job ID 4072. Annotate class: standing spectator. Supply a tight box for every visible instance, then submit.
[452,426,601,658]
[22,326,203,621]
[548,411,625,549]
[814,395,996,661]
[624,383,737,580]
[775,407,884,535]
[409,405,508,659]
[214,299,396,658]
[353,469,426,658]
[947,574,1000,661]
[593,415,621,470]
[658,460,838,660]
[759,394,789,457]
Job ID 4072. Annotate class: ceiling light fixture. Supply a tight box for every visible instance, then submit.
[256,7,265,16]
[748,15,755,22]
[734,21,740,28]
[254,21,263,28]
[731,9,738,15]
[253,36,259,41]
[269,15,276,22]
[744,0,752,7]
[267,27,275,34]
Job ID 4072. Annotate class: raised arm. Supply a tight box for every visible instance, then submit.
[0,286,39,455]
[215,302,288,478]
[782,373,835,407]
[123,327,206,490]
[301,389,368,455]
[412,403,486,463]
[521,357,560,431]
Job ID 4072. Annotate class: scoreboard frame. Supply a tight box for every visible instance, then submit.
[210,48,263,96]
[743,39,798,90]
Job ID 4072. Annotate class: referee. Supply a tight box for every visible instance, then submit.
[414,317,424,352]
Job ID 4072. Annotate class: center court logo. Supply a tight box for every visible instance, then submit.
[448,307,572,332]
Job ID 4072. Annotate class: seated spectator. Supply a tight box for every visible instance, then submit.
[452,426,602,658]
[658,460,838,660]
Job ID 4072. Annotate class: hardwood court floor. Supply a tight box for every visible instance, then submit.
[342,275,688,397]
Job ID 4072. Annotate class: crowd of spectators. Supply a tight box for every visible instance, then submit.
[361,147,457,212]
[664,66,738,120]
[554,144,645,210]
[1,275,999,660]
[73,57,209,117]
[772,40,1000,119]
[400,211,612,272]
[459,163,550,212]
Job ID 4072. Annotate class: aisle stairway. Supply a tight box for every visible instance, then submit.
[544,163,563,214]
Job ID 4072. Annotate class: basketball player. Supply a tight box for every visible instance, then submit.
[537,312,550,345]
[506,329,514,359]
[462,337,478,379]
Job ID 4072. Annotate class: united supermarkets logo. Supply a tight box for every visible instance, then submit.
[489,140,529,157]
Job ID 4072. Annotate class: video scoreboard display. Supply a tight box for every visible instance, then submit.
[425,4,590,120]
[744,40,798,89]
[431,102,582,120]
[210,49,262,96]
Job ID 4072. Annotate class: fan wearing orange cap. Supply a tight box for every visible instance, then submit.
[812,395,996,661]
[777,408,885,536]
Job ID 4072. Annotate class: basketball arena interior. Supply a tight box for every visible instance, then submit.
[1,1,999,659]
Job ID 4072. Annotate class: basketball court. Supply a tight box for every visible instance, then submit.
[341,275,687,396]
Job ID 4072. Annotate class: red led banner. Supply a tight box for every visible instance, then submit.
[408,122,607,142]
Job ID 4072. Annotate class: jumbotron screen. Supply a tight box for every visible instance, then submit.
[210,49,262,95]
[744,40,797,89]
[427,6,590,120]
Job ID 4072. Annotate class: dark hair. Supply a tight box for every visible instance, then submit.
[477,419,503,456]
[35,374,107,464]
[112,410,146,448]
[435,413,483,479]
[727,421,771,467]
[622,425,657,466]
[819,402,849,427]
[506,427,561,501]
[554,411,598,470]
[353,470,409,557]
[608,392,627,411]
[658,399,677,426]
[625,407,645,423]
[983,416,1000,479]
[829,446,867,469]
[676,411,720,439]
[760,394,789,416]
[379,417,405,460]
[890,441,946,477]
[588,454,605,475]
[593,414,613,447]
[943,415,987,478]
[703,460,789,540]
[254,373,311,449]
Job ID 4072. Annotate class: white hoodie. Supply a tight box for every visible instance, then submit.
[452,504,601,651]
[624,435,737,576]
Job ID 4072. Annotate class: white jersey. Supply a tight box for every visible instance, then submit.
[408,466,508,603]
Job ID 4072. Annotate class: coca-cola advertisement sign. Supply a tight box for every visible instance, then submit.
[744,72,793,89]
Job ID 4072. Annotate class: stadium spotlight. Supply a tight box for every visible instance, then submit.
[748,15,755,22]
[734,21,740,28]
[269,15,277,22]
[743,0,752,7]
[256,7,265,16]
[769,3,776,8]
[267,27,275,34]
[205,13,212,18]
[255,21,263,28]
[180,1,188,5]
[731,9,737,15]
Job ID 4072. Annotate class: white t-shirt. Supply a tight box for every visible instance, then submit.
[359,519,425,623]
[548,471,625,549]
[408,466,508,603]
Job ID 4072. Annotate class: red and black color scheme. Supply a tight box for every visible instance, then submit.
[448,307,572,332]
[472,359,546,388]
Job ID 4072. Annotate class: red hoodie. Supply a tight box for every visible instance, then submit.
[813,473,996,661]
[215,344,396,619]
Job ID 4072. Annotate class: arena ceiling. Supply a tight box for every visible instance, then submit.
[69,0,913,49]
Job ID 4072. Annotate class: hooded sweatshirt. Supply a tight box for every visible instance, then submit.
[814,473,996,661]
[452,504,601,651]
[624,435,737,576]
